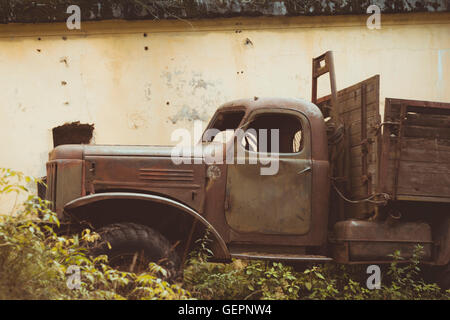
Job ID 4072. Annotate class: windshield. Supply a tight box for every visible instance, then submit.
[202,110,245,143]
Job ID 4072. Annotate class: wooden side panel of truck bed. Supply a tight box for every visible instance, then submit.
[339,75,381,218]
[379,99,450,202]
[317,75,381,219]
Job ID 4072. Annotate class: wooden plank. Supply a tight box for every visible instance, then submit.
[349,164,377,178]
[347,111,380,131]
[392,104,407,199]
[388,137,450,164]
[388,148,450,164]
[350,176,375,190]
[340,91,378,115]
[343,76,379,217]
[384,160,450,198]
[350,147,377,167]
[384,104,402,121]
[348,118,380,143]
[349,164,377,199]
[337,77,377,100]
[405,112,450,128]
[397,195,450,203]
[387,98,450,110]
[321,87,378,121]
[343,104,379,123]
[403,125,450,140]
[391,136,450,151]
[398,159,450,174]
[318,75,379,106]
[397,172,450,198]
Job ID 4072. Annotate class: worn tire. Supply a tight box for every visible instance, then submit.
[91,222,180,280]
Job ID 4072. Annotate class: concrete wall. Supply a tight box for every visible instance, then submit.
[0,12,449,182]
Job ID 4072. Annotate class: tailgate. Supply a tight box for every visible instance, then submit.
[379,98,450,202]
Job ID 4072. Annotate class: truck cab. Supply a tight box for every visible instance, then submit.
[46,97,331,265]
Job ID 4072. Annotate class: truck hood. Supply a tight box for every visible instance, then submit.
[48,144,210,214]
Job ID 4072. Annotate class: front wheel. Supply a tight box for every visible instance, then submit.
[90,222,181,280]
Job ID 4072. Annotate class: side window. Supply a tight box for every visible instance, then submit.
[292,130,303,153]
[242,113,303,153]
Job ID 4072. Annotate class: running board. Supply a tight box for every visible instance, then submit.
[231,252,333,262]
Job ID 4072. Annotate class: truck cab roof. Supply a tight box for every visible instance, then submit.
[216,97,325,121]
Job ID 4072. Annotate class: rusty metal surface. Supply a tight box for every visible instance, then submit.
[46,159,83,216]
[46,161,57,211]
[226,158,312,235]
[228,243,332,262]
[84,154,206,213]
[332,220,433,263]
[211,98,330,247]
[64,192,230,261]
[83,145,177,157]
[360,83,369,212]
[231,253,332,262]
[224,108,312,236]
[214,97,329,161]
[312,51,340,122]
[49,144,84,160]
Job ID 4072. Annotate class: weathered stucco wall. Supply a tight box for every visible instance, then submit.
[0,12,449,184]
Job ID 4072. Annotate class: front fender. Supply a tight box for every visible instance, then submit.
[64,192,230,261]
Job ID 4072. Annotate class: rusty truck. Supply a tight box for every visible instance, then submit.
[42,51,450,287]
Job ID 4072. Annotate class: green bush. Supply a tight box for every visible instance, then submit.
[184,256,449,300]
[183,225,450,300]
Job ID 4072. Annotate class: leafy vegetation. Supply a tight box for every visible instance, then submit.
[182,203,450,300]
[0,168,449,300]
[184,248,449,300]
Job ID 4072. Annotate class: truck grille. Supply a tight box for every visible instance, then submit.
[46,162,57,211]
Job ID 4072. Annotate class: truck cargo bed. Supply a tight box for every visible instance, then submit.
[317,78,450,218]
[378,98,450,202]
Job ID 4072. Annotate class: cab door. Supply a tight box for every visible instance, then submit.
[225,109,312,240]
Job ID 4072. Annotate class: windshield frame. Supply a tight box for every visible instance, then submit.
[202,107,248,143]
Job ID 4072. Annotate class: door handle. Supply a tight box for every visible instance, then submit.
[297,166,311,175]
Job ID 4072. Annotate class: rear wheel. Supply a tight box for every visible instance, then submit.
[436,263,450,290]
[90,222,181,280]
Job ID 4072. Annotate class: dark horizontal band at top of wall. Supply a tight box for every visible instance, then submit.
[1,12,449,39]
[0,0,448,24]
